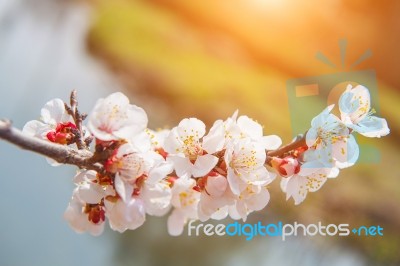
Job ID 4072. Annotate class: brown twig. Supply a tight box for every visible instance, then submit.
[0,114,309,174]
[265,134,307,165]
[0,119,103,172]
[67,90,87,150]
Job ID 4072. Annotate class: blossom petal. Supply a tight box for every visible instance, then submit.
[73,170,97,184]
[339,85,370,124]
[22,120,49,138]
[130,131,152,153]
[78,183,105,204]
[125,199,146,230]
[353,116,390,138]
[106,198,145,232]
[305,174,327,193]
[164,128,182,154]
[260,135,282,150]
[234,200,248,221]
[237,115,263,139]
[334,134,359,168]
[300,160,325,174]
[228,205,241,220]
[87,92,148,141]
[176,118,206,139]
[310,105,334,128]
[41,98,67,125]
[332,140,349,164]
[142,181,171,216]
[227,168,241,195]
[167,155,192,178]
[306,128,318,147]
[147,161,174,184]
[210,206,229,220]
[282,175,308,205]
[239,166,271,186]
[63,197,87,234]
[64,194,104,236]
[114,174,133,203]
[192,154,218,177]
[167,209,186,236]
[113,105,148,140]
[116,143,135,157]
[202,120,225,154]
[245,187,270,211]
[205,175,228,197]
[327,167,340,178]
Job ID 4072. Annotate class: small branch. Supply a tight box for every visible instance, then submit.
[265,134,307,164]
[68,90,87,150]
[0,119,103,172]
[1,115,308,174]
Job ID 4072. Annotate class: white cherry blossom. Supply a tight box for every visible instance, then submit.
[23,98,72,140]
[280,161,339,205]
[87,92,148,141]
[236,115,282,150]
[197,174,235,222]
[225,138,275,195]
[73,170,115,202]
[146,128,170,150]
[339,84,390,138]
[105,143,150,202]
[202,110,240,154]
[140,154,173,216]
[306,105,359,168]
[107,143,174,209]
[229,184,271,221]
[203,111,282,154]
[105,197,146,233]
[23,98,77,166]
[14,85,390,236]
[126,127,171,154]
[105,152,173,233]
[168,177,200,236]
[141,180,172,216]
[64,190,105,236]
[165,118,218,178]
[64,170,115,236]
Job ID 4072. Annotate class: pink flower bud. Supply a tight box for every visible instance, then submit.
[46,122,77,145]
[271,156,300,177]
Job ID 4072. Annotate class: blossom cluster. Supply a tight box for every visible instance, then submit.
[22,85,389,236]
[277,85,389,205]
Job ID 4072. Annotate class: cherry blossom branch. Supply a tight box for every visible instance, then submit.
[0,119,103,172]
[0,85,390,236]
[0,115,309,175]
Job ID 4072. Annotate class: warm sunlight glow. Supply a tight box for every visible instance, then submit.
[250,0,289,9]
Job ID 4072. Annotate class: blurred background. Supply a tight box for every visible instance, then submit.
[0,0,399,265]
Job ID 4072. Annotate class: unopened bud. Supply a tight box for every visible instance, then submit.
[271,156,300,177]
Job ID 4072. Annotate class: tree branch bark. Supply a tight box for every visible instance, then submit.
[1,118,308,173]
[0,119,103,172]
[265,134,307,165]
[267,136,306,157]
